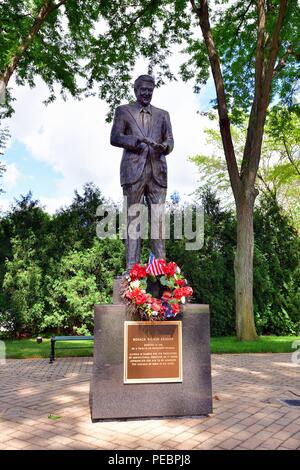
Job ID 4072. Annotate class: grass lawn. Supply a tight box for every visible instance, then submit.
[3,338,94,359]
[211,335,300,353]
[1,335,300,359]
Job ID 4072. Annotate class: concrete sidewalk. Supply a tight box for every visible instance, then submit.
[0,353,299,450]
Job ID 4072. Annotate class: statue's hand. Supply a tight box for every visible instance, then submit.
[155,143,168,152]
[141,138,167,152]
[136,142,148,154]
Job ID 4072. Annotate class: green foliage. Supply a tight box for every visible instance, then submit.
[189,122,245,203]
[86,1,299,120]
[2,235,45,335]
[166,189,236,336]
[52,182,106,251]
[209,1,300,117]
[263,107,300,228]
[42,238,124,334]
[0,1,105,107]
[0,183,299,338]
[190,110,300,228]
[166,189,300,337]
[1,1,299,124]
[0,184,125,337]
[253,194,300,335]
[42,248,102,334]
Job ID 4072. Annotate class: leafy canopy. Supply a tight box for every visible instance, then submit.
[1,1,299,120]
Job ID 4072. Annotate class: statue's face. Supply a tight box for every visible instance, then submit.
[135,80,154,107]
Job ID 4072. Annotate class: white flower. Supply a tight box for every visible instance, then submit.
[130,280,140,289]
[181,296,186,304]
[176,266,181,273]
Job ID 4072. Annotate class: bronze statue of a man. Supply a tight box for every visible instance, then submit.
[110,74,174,271]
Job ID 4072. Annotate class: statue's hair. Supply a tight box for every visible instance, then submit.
[134,74,155,91]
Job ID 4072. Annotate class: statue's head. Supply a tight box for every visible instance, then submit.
[134,74,155,107]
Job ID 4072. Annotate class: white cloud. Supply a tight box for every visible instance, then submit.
[1,162,20,190]
[0,198,10,214]
[39,195,73,214]
[5,56,213,212]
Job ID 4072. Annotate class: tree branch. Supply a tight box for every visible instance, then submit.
[234,1,255,41]
[240,1,266,185]
[0,0,66,88]
[190,0,241,200]
[282,138,300,177]
[255,0,266,102]
[242,0,288,185]
[257,170,275,195]
[273,44,300,76]
[262,0,288,109]
[111,0,160,41]
[190,0,200,14]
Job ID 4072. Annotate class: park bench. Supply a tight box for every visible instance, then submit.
[49,335,94,363]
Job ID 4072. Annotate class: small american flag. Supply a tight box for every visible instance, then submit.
[146,253,165,276]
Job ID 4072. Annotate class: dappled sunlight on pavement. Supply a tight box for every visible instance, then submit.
[0,354,299,450]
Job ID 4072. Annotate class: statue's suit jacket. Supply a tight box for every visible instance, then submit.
[110,103,174,188]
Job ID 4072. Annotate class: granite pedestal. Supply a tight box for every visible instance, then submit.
[90,303,212,421]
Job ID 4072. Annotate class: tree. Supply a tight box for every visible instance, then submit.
[53,182,107,251]
[2,234,45,336]
[263,106,300,228]
[0,192,51,321]
[2,1,299,339]
[186,0,299,340]
[86,0,300,339]
[0,185,125,336]
[253,193,300,335]
[166,189,237,336]
[190,109,300,228]
[0,0,105,115]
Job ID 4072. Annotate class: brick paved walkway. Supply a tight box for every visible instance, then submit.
[0,354,299,450]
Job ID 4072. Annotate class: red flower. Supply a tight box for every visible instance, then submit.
[137,266,147,278]
[183,286,193,297]
[171,303,180,314]
[130,263,147,280]
[151,298,163,312]
[174,288,184,299]
[135,293,147,305]
[175,279,185,287]
[163,261,177,277]
[174,286,193,299]
[129,264,141,280]
[125,288,143,300]
[162,290,172,300]
[125,290,135,300]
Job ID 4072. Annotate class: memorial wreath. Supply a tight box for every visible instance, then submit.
[121,255,193,321]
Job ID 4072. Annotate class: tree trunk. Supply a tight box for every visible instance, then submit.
[234,189,258,341]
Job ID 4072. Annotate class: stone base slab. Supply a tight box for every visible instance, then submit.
[90,304,212,421]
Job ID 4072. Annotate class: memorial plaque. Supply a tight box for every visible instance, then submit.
[124,321,182,384]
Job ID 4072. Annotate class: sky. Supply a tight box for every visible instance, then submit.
[0,58,216,215]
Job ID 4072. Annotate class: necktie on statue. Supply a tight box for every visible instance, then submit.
[141,108,150,137]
